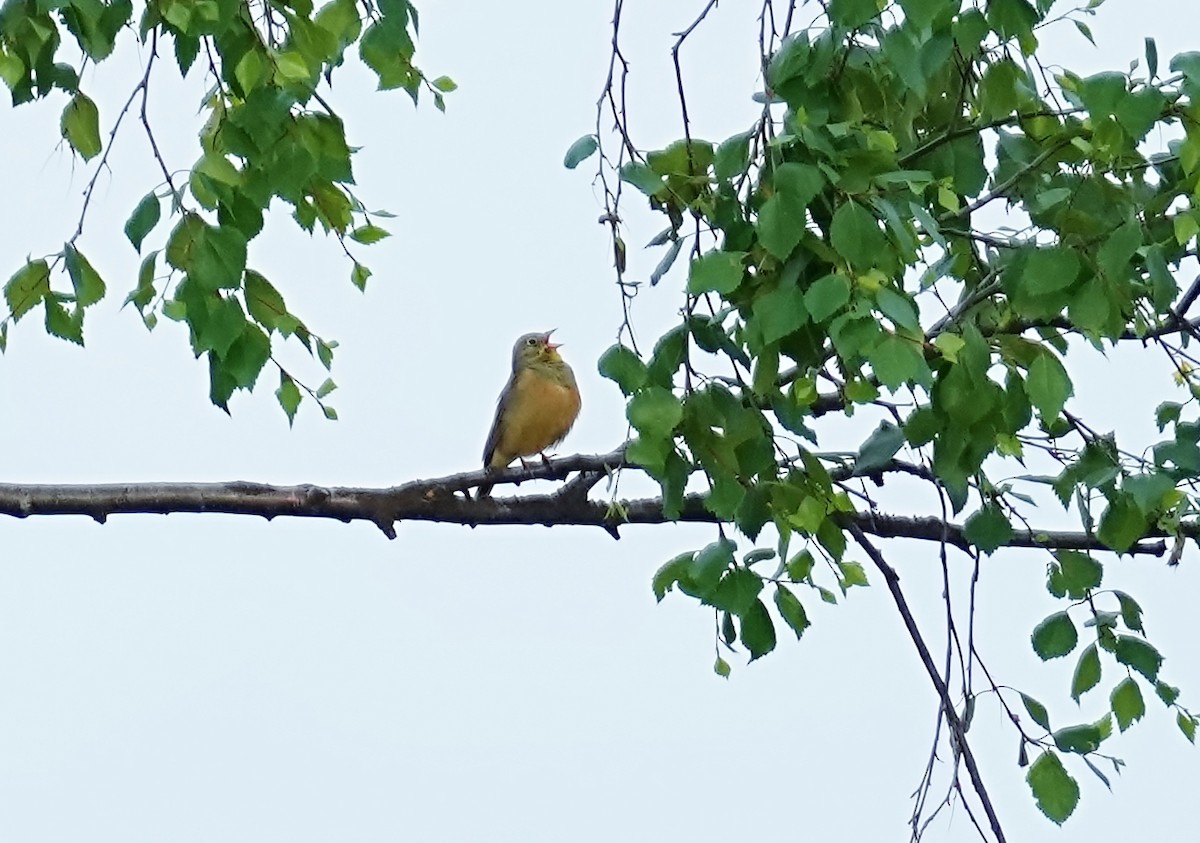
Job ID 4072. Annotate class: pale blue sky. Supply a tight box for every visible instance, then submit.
[0,1,1196,840]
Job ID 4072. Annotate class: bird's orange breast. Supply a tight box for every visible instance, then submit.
[494,368,581,463]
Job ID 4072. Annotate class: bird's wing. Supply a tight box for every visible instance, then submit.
[482,374,517,467]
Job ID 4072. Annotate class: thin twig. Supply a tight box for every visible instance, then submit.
[849,524,1008,843]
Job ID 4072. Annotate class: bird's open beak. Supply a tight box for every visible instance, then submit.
[543,329,561,350]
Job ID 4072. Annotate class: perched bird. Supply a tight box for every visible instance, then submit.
[478,331,581,497]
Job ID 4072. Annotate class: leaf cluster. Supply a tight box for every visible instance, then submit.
[2,0,451,418]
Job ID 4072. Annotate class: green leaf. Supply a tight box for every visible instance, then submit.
[718,610,737,646]
[1123,473,1174,514]
[853,421,904,475]
[646,139,714,177]
[1032,611,1078,660]
[963,505,1014,554]
[1114,635,1162,681]
[714,130,752,181]
[837,560,869,589]
[804,274,851,322]
[244,270,285,331]
[125,251,157,314]
[223,324,271,388]
[200,296,247,358]
[786,549,815,581]
[1111,677,1145,732]
[1078,71,1127,117]
[709,568,764,615]
[687,539,735,596]
[276,371,302,425]
[233,48,266,94]
[978,58,1023,120]
[1179,712,1198,743]
[757,163,823,259]
[751,283,808,344]
[315,0,362,46]
[44,298,83,345]
[868,334,927,390]
[1051,550,1103,599]
[1021,693,1052,731]
[758,194,804,261]
[627,386,682,438]
[714,656,731,678]
[1071,644,1101,702]
[351,262,372,291]
[904,407,939,446]
[1174,213,1198,247]
[208,353,236,410]
[739,597,777,661]
[316,338,336,370]
[359,18,417,92]
[1053,723,1103,754]
[829,201,886,272]
[1026,349,1072,421]
[1073,19,1094,46]
[874,287,919,332]
[563,134,598,169]
[598,344,648,395]
[829,0,881,29]
[165,213,204,271]
[1097,494,1148,554]
[349,224,390,244]
[1026,750,1079,825]
[63,244,105,307]
[1023,246,1079,295]
[1113,591,1143,632]
[124,191,161,253]
[1155,401,1183,431]
[687,250,745,295]
[431,75,456,92]
[773,585,810,640]
[4,259,50,321]
[619,161,665,197]
[649,238,683,287]
[1157,681,1180,706]
[987,0,1039,54]
[896,0,944,29]
[652,552,693,601]
[1097,220,1142,281]
[191,223,247,290]
[60,92,101,160]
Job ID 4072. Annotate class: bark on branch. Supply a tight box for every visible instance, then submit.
[0,450,1174,555]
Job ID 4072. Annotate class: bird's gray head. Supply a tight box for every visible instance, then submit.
[510,330,560,370]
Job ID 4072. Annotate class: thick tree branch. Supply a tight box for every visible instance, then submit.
[0,452,1173,554]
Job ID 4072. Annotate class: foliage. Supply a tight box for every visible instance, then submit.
[0,0,449,419]
[577,0,1199,829]
[3,0,1199,834]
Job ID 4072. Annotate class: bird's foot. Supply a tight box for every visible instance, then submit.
[539,452,554,468]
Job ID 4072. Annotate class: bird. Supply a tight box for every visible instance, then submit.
[478,330,581,498]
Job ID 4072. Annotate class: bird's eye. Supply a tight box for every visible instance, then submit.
[526,337,539,346]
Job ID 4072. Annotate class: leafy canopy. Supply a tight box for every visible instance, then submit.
[1,0,452,420]
[574,0,1200,826]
